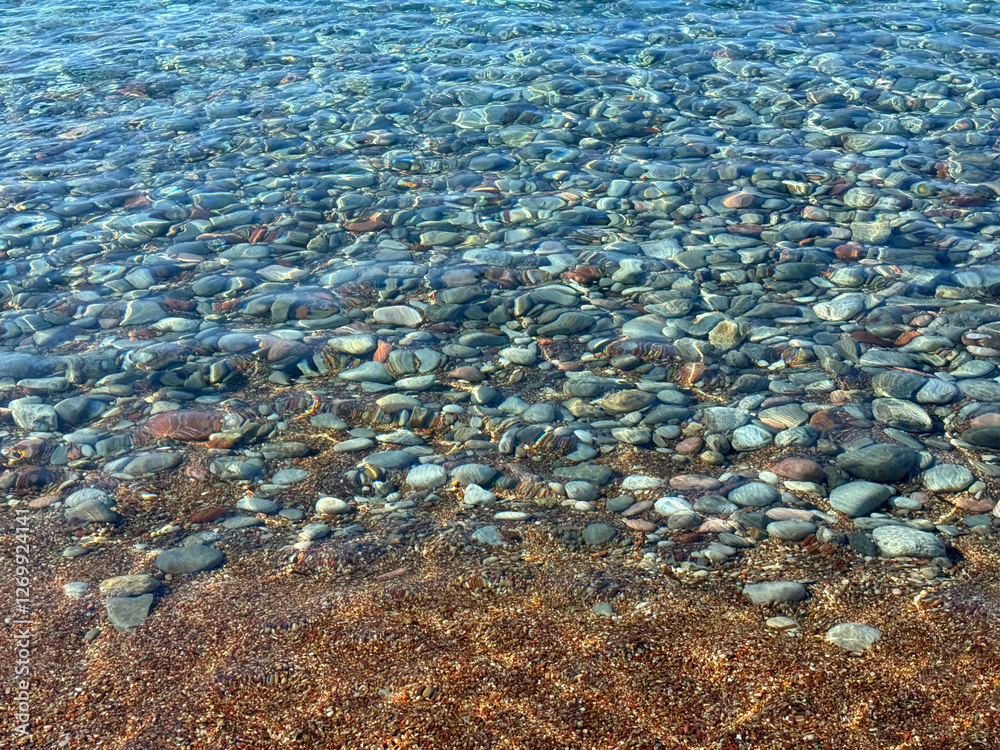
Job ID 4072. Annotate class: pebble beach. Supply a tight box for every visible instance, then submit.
[1,0,999,747]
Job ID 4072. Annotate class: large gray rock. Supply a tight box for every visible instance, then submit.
[0,353,53,380]
[921,464,975,493]
[451,463,497,486]
[836,444,917,483]
[155,545,225,575]
[871,398,932,433]
[11,401,58,431]
[828,481,893,517]
[406,463,448,489]
[871,526,946,559]
[728,482,779,507]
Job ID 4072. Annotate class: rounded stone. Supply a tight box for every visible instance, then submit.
[299,523,330,541]
[464,484,496,505]
[836,444,917,483]
[731,425,773,451]
[742,581,807,605]
[155,545,225,575]
[825,622,881,652]
[654,496,693,516]
[406,463,448,489]
[315,497,352,515]
[583,523,617,546]
[728,482,780,507]
[828,481,893,517]
[871,526,946,558]
[766,520,817,542]
[451,463,497,486]
[372,306,422,327]
[922,464,975,493]
[871,398,933,433]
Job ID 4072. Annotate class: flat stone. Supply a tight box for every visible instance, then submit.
[702,407,750,432]
[813,294,865,321]
[65,488,111,508]
[829,481,893,517]
[599,390,656,414]
[272,468,309,484]
[494,511,530,521]
[64,499,121,525]
[729,482,780,507]
[99,575,161,598]
[669,474,722,492]
[922,464,975,493]
[771,458,825,483]
[654,496,693,516]
[451,463,497,486]
[11,402,58,431]
[63,582,89,600]
[872,526,946,558]
[472,525,503,545]
[620,475,666,492]
[236,496,278,514]
[872,398,932,432]
[825,622,881,652]
[732,424,773,451]
[553,464,613,484]
[373,306,422,327]
[155,545,225,575]
[406,463,447,489]
[333,438,375,452]
[364,451,418,470]
[464,484,496,505]
[299,522,331,541]
[106,594,154,633]
[766,616,799,631]
[340,361,394,384]
[583,523,617,546]
[316,497,352,515]
[766,520,817,542]
[742,581,807,605]
[836,444,918,483]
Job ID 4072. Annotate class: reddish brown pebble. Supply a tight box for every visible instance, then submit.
[675,437,704,455]
[950,496,994,513]
[373,340,393,363]
[771,457,826,483]
[27,494,61,509]
[624,519,657,532]
[673,532,702,544]
[190,507,226,524]
[722,190,756,208]
[669,474,722,492]
[834,242,864,260]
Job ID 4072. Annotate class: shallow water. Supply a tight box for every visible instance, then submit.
[5,0,1000,491]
